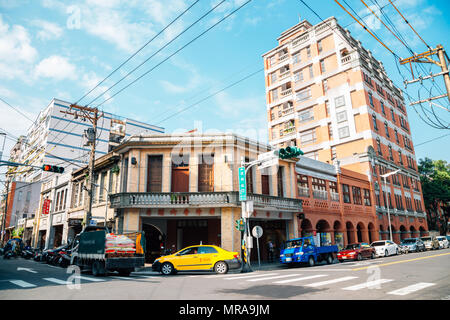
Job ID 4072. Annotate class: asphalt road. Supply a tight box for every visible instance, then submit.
[0,248,449,300]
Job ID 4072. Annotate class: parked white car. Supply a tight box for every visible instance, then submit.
[436,236,449,249]
[370,240,399,257]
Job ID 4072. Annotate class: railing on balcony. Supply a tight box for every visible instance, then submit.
[330,191,340,202]
[283,126,296,135]
[297,187,310,198]
[276,54,289,65]
[109,191,302,212]
[292,33,309,48]
[280,88,292,97]
[279,70,291,80]
[313,189,328,200]
[341,55,352,65]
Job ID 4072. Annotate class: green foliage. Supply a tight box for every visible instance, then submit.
[11,227,24,238]
[418,157,450,234]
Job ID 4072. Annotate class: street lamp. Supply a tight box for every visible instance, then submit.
[380,169,400,242]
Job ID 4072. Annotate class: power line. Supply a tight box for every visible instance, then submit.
[387,0,430,50]
[414,133,450,147]
[336,0,449,129]
[155,68,264,125]
[0,97,35,124]
[94,0,253,109]
[86,0,227,107]
[74,0,201,105]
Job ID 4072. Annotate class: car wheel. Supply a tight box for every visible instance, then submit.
[370,252,375,259]
[396,248,399,255]
[326,254,333,264]
[161,262,174,276]
[214,261,229,274]
[92,261,106,277]
[357,254,362,261]
[308,256,315,267]
[385,250,389,257]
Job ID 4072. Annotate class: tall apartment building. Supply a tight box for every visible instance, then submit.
[263,17,427,242]
[8,98,165,183]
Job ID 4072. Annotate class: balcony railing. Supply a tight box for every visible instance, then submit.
[313,189,328,200]
[110,191,302,212]
[280,88,293,97]
[330,191,340,202]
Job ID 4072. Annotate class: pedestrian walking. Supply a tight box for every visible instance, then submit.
[267,240,274,263]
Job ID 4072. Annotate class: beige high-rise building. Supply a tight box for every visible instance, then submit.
[262,17,427,240]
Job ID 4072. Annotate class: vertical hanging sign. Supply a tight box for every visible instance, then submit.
[238,167,247,201]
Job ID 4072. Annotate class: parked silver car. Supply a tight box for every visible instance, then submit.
[420,236,440,250]
[436,236,449,249]
[400,238,425,253]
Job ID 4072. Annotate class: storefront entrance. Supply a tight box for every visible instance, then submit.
[142,223,164,263]
[52,225,63,248]
[248,220,287,263]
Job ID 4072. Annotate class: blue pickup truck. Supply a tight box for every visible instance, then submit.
[279,236,338,267]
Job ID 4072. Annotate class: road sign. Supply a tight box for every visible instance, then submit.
[238,166,247,201]
[89,219,97,226]
[257,151,279,170]
[252,226,263,239]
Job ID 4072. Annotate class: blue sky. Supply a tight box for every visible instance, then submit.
[0,0,449,176]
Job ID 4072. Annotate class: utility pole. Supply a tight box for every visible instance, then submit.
[62,104,103,228]
[400,44,450,106]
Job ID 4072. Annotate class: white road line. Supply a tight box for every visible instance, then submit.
[43,278,70,285]
[342,279,393,291]
[305,276,358,288]
[247,274,301,282]
[75,276,105,282]
[387,283,436,296]
[111,276,135,280]
[273,274,328,284]
[9,280,36,288]
[224,273,279,280]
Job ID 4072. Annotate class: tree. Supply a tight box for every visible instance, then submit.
[418,158,450,235]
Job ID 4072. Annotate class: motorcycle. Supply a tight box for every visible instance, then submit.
[21,246,35,259]
[56,249,72,268]
[34,249,44,262]
[3,249,18,259]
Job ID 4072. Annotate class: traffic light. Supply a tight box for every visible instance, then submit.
[42,164,65,174]
[235,219,245,232]
[276,146,304,159]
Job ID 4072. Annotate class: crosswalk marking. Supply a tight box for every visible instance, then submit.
[9,280,36,288]
[247,274,301,282]
[343,279,393,291]
[44,278,70,285]
[387,282,436,296]
[305,276,358,288]
[224,273,279,280]
[273,274,327,284]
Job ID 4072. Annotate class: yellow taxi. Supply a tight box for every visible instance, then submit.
[152,245,241,275]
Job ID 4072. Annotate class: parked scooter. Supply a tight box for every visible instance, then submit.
[21,246,35,259]
[56,249,72,268]
[3,249,18,259]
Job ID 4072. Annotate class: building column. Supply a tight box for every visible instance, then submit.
[221,207,240,253]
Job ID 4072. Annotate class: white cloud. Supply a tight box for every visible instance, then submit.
[159,59,204,94]
[0,14,38,79]
[34,55,77,80]
[31,19,63,40]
